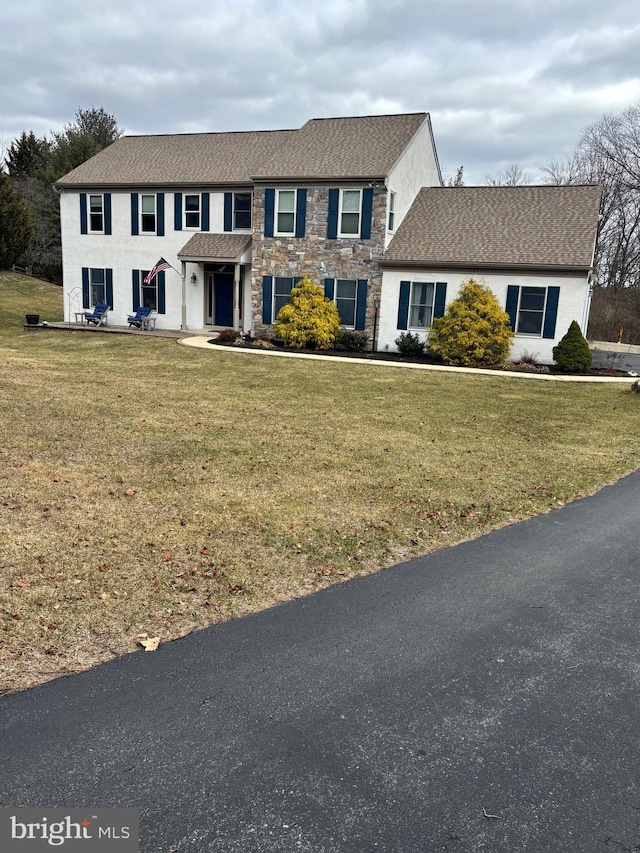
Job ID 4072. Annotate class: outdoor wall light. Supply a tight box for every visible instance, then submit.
[190,273,197,284]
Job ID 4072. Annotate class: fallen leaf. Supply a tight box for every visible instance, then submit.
[138,636,161,652]
[10,612,22,619]
[125,488,137,496]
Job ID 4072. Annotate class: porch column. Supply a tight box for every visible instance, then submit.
[181,261,187,332]
[233,263,240,330]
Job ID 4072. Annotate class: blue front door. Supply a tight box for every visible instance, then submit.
[214,273,234,327]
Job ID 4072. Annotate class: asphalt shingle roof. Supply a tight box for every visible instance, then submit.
[55,113,429,188]
[177,233,252,261]
[382,185,603,270]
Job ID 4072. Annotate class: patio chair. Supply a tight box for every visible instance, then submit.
[127,306,152,328]
[84,304,110,326]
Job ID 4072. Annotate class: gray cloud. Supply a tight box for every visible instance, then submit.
[1,0,639,183]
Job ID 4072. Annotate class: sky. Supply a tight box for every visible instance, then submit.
[1,0,640,184]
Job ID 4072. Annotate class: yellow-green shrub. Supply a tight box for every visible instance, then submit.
[273,276,341,349]
[428,278,514,366]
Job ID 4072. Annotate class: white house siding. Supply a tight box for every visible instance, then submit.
[60,189,241,330]
[385,120,442,249]
[378,269,591,364]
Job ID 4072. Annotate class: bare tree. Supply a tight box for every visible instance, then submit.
[485,163,532,186]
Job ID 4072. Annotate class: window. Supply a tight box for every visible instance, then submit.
[139,270,157,310]
[89,195,104,232]
[388,192,396,231]
[273,276,294,320]
[234,193,252,230]
[276,190,296,235]
[409,282,435,328]
[339,189,362,236]
[184,195,200,229]
[336,280,357,327]
[515,287,546,335]
[140,195,156,233]
[90,268,106,306]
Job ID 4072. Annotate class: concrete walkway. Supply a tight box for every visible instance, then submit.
[180,336,636,384]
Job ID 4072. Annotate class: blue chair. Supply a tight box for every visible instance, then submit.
[84,304,110,326]
[127,306,152,328]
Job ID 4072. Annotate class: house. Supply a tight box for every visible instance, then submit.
[379,184,603,363]
[55,114,601,364]
[55,113,441,336]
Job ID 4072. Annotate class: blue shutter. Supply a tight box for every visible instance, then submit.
[434,282,447,319]
[397,281,410,330]
[131,194,139,235]
[174,193,182,231]
[324,278,335,301]
[293,276,303,285]
[201,193,210,231]
[82,267,90,308]
[104,194,112,235]
[355,280,368,330]
[262,276,273,323]
[157,193,165,236]
[80,194,87,234]
[157,270,166,314]
[360,188,373,239]
[327,188,339,239]
[132,270,140,311]
[106,269,113,309]
[295,189,307,238]
[264,189,275,237]
[224,193,233,232]
[505,285,519,330]
[543,286,560,339]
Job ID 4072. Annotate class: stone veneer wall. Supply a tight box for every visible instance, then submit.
[251,184,387,343]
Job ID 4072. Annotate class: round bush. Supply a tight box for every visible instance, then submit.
[552,320,592,372]
[272,276,341,349]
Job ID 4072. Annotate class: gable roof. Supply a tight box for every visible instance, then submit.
[55,113,429,189]
[177,233,251,262]
[382,185,603,271]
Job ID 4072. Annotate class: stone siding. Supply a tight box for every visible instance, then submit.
[251,185,387,340]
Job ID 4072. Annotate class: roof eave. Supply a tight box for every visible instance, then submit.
[250,174,386,183]
[55,180,254,191]
[379,258,592,274]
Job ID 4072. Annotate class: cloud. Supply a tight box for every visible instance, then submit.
[1,0,639,183]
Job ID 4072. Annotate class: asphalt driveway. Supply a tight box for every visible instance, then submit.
[1,471,639,852]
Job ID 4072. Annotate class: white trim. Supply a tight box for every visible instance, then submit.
[233,191,252,232]
[338,188,362,238]
[387,191,396,232]
[183,193,201,230]
[274,189,296,236]
[514,285,547,337]
[408,281,435,330]
[88,194,104,234]
[140,193,157,235]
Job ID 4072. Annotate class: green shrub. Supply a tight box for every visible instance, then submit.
[272,276,341,349]
[395,331,425,355]
[552,320,592,372]
[334,329,370,352]
[428,278,514,366]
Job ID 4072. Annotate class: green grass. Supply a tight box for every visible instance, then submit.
[1,271,639,693]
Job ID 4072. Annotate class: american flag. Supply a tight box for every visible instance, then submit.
[144,258,172,284]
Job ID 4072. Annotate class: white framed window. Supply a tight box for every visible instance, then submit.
[388,192,396,232]
[336,279,357,327]
[139,270,157,311]
[275,190,296,235]
[90,268,106,306]
[339,189,362,236]
[234,192,252,230]
[409,282,435,328]
[184,194,200,229]
[140,195,156,233]
[89,195,104,233]
[515,287,546,335]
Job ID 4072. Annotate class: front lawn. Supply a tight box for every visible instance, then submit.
[1,272,638,693]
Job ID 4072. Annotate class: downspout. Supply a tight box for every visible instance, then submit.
[582,268,594,336]
[181,261,187,332]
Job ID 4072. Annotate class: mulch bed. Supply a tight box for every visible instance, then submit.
[209,339,632,378]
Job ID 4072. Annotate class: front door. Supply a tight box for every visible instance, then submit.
[214,272,234,327]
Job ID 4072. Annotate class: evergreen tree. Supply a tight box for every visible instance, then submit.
[4,131,50,179]
[552,321,592,372]
[273,277,341,349]
[428,278,514,366]
[0,171,34,269]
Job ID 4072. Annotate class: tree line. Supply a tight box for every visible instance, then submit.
[0,107,121,277]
